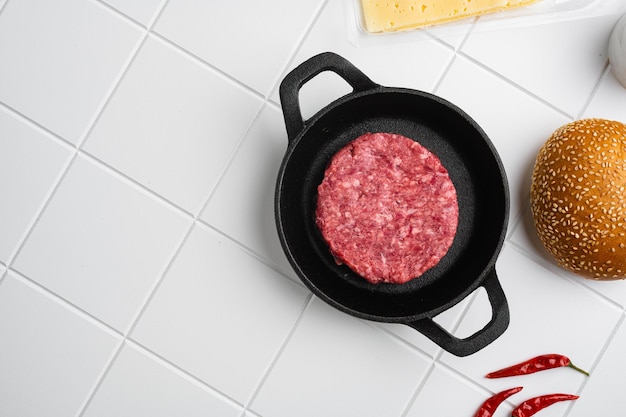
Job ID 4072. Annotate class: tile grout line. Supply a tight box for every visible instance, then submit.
[0,266,7,288]
[77,340,127,417]
[431,51,458,95]
[589,311,626,379]
[563,312,626,417]
[74,222,215,416]
[0,102,77,270]
[575,60,611,119]
[363,322,443,417]
[0,0,8,18]
[190,100,268,218]
[180,0,333,288]
[242,292,315,412]
[428,358,500,401]
[376,326,440,361]
[195,217,273,267]
[78,149,195,218]
[431,18,479,94]
[75,37,150,150]
[71,142,303,291]
[4,225,249,416]
[123,220,195,338]
[4,153,77,270]
[1,0,202,275]
[399,361,437,417]
[195,216,306,288]
[148,29,266,101]
[505,193,531,243]
[124,338,245,410]
[4,0,338,306]
[235,4,331,411]
[91,0,145,27]
[2,0,154,274]
[93,0,264,103]
[7,269,124,338]
[504,238,626,312]
[399,351,508,417]
[264,0,331,101]
[60,3,288,413]
[240,5,329,410]
[70,2,176,415]
[0,101,77,151]
[4,261,253,415]
[455,49,576,121]
[185,0,326,223]
[146,0,169,28]
[92,0,151,29]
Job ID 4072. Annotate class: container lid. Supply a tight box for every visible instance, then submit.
[346,0,626,47]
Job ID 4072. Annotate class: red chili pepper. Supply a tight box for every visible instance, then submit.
[512,393,579,417]
[486,354,589,378]
[473,387,523,417]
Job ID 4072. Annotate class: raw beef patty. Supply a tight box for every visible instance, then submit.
[315,132,459,284]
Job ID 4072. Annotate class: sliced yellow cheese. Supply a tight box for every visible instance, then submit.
[360,0,540,32]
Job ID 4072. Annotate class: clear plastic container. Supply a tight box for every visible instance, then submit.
[346,0,626,47]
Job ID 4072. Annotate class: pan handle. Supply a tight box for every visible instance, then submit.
[407,269,510,357]
[279,52,379,142]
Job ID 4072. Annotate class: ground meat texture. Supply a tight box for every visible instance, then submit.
[315,132,459,284]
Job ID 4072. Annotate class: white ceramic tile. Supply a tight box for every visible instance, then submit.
[272,0,455,110]
[83,342,241,417]
[576,279,626,310]
[251,297,429,417]
[12,155,190,332]
[0,108,72,263]
[131,223,309,404]
[84,36,263,214]
[0,272,120,417]
[436,54,571,228]
[583,67,626,121]
[154,0,325,95]
[100,0,165,25]
[406,364,493,416]
[461,14,617,117]
[0,0,143,144]
[200,104,295,277]
[568,315,626,416]
[441,244,621,400]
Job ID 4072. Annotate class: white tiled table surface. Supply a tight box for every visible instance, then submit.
[1,1,626,416]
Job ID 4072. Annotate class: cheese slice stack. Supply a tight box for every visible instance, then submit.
[360,0,540,32]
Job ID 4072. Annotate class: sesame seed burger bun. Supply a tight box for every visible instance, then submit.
[530,118,626,280]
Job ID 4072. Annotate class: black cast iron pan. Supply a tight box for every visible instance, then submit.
[275,52,510,357]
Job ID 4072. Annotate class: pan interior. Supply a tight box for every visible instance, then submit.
[277,90,507,321]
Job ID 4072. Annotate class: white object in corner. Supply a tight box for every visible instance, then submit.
[609,13,626,88]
